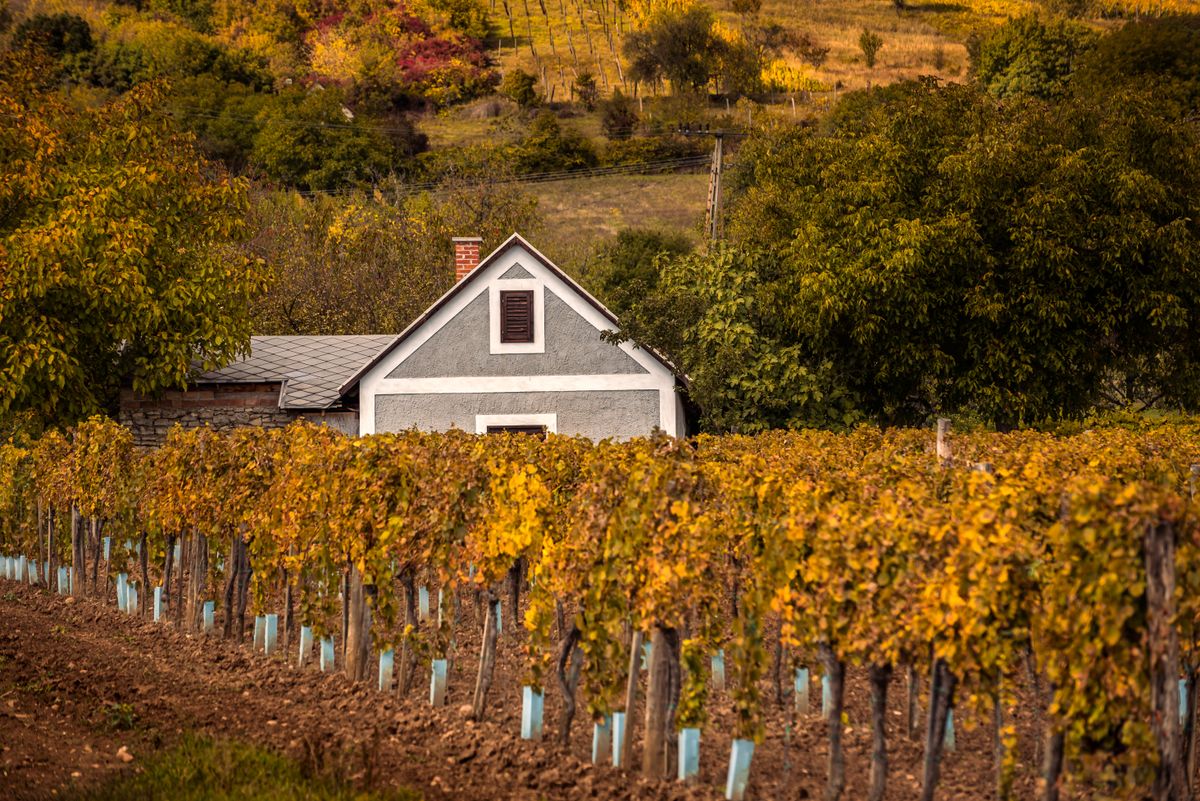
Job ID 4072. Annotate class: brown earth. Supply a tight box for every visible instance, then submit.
[0,581,1044,800]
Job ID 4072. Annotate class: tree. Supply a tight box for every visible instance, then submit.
[500,68,539,108]
[583,228,692,316]
[717,79,1200,427]
[251,87,399,190]
[11,13,93,57]
[972,14,1096,100]
[621,5,721,94]
[573,70,599,111]
[0,65,268,425]
[249,174,541,335]
[858,29,883,69]
[611,244,860,432]
[1070,14,1200,116]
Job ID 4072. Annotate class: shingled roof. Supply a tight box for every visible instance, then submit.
[194,336,394,410]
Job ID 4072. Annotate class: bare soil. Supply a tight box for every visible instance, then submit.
[0,582,1044,800]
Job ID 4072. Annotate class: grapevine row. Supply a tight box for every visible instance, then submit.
[1,417,1199,800]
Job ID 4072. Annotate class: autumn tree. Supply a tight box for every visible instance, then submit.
[0,61,268,426]
[248,176,540,335]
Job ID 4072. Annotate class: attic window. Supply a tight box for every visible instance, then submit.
[499,290,534,343]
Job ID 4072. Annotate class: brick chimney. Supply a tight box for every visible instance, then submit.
[453,236,483,282]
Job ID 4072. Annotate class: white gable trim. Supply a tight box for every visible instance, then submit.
[356,237,681,437]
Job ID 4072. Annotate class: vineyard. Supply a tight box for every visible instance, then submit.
[2,417,1200,800]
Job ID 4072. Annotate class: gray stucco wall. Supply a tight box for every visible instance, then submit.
[375,390,661,440]
[387,290,646,378]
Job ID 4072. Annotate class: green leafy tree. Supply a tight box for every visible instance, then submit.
[973,14,1096,99]
[251,88,399,190]
[0,67,268,425]
[1070,14,1200,116]
[573,70,599,110]
[612,244,860,432]
[11,13,93,57]
[622,5,721,94]
[722,79,1200,427]
[583,228,693,316]
[500,68,539,108]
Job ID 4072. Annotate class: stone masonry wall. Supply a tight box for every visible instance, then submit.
[118,383,294,448]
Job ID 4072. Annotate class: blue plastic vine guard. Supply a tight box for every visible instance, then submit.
[725,739,755,801]
[521,686,544,741]
[678,727,700,782]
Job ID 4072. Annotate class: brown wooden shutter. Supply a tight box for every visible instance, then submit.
[500,290,534,343]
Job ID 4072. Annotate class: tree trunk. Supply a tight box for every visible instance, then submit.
[1041,710,1064,801]
[1186,666,1198,794]
[1146,520,1187,800]
[773,623,784,708]
[188,532,208,631]
[341,567,350,659]
[90,518,101,593]
[643,625,673,778]
[47,507,56,593]
[556,625,582,745]
[471,593,499,720]
[283,566,293,651]
[920,659,956,801]
[174,533,187,628]
[398,572,418,694]
[223,531,240,638]
[995,692,1012,801]
[138,531,149,619]
[162,533,175,609]
[622,629,644,770]
[821,643,846,801]
[906,664,920,740]
[345,564,372,683]
[507,558,523,634]
[869,663,892,801]
[235,543,252,641]
[70,506,84,598]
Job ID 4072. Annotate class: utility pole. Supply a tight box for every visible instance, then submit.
[706,132,724,241]
[677,124,745,242]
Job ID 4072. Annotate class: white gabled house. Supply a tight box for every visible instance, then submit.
[120,233,687,444]
[339,233,688,439]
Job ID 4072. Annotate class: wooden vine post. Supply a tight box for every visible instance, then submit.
[1145,519,1187,800]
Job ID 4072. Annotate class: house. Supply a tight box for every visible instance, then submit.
[341,234,686,439]
[119,234,687,445]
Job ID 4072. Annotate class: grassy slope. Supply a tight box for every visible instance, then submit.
[530,171,709,269]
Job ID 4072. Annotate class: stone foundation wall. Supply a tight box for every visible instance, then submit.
[118,383,293,448]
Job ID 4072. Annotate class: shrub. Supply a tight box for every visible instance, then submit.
[509,110,597,174]
[600,90,639,139]
[12,13,93,57]
[574,70,599,110]
[858,29,884,69]
[500,68,539,108]
[600,134,708,167]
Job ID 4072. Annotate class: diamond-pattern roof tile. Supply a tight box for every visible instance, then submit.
[194,336,394,410]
